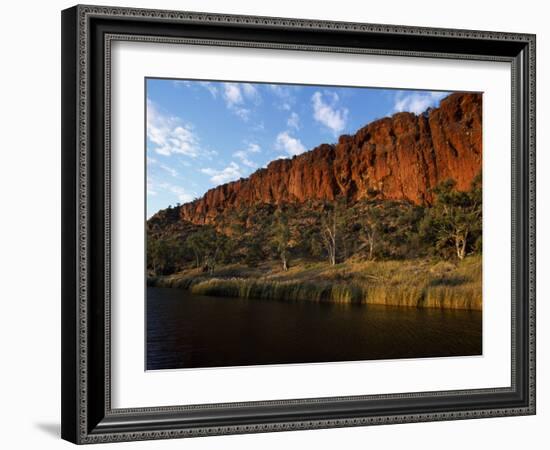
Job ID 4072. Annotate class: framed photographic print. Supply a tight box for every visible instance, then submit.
[61,4,536,444]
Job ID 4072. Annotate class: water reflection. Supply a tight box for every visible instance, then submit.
[147,287,482,370]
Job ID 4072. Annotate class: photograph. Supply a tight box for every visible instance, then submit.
[145,79,483,370]
[57,3,537,445]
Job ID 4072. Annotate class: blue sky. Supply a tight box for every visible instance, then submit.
[146,79,450,218]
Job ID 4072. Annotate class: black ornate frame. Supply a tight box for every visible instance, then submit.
[61,4,536,444]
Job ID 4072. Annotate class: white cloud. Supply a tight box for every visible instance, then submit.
[148,155,177,176]
[148,180,195,203]
[223,83,244,106]
[173,80,192,88]
[233,107,251,121]
[287,112,300,130]
[393,91,449,115]
[222,83,262,121]
[251,121,265,132]
[175,80,218,98]
[268,84,297,111]
[197,81,218,98]
[167,185,195,203]
[159,164,178,177]
[247,143,261,153]
[311,91,348,135]
[233,150,257,168]
[242,83,261,104]
[276,131,307,156]
[201,162,243,185]
[147,100,200,157]
[172,186,196,203]
[231,142,261,169]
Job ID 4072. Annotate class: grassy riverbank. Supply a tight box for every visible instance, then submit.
[148,256,482,311]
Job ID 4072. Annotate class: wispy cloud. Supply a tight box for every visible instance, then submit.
[287,112,300,130]
[173,80,192,88]
[166,184,195,203]
[175,80,219,98]
[147,179,158,196]
[268,84,299,111]
[233,108,251,121]
[147,179,196,203]
[247,143,261,153]
[251,121,265,132]
[311,91,348,136]
[201,162,243,185]
[222,83,261,121]
[159,164,178,177]
[232,142,262,169]
[393,91,449,115]
[233,150,257,168]
[147,100,200,157]
[147,154,178,177]
[197,81,218,98]
[276,131,307,156]
[223,83,243,106]
[242,83,261,103]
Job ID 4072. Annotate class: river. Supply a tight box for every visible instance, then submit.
[146,287,482,370]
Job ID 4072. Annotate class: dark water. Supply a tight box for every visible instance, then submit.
[146,287,482,370]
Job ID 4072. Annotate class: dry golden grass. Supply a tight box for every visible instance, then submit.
[149,256,482,310]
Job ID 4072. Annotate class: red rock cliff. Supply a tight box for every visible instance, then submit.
[179,92,481,224]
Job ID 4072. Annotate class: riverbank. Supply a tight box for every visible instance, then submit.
[147,256,482,310]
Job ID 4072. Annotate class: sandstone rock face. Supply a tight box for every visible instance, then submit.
[179,93,482,224]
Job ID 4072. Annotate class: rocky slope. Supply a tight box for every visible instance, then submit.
[176,92,481,225]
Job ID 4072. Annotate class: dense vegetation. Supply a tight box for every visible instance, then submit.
[146,175,482,310]
[147,174,482,276]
